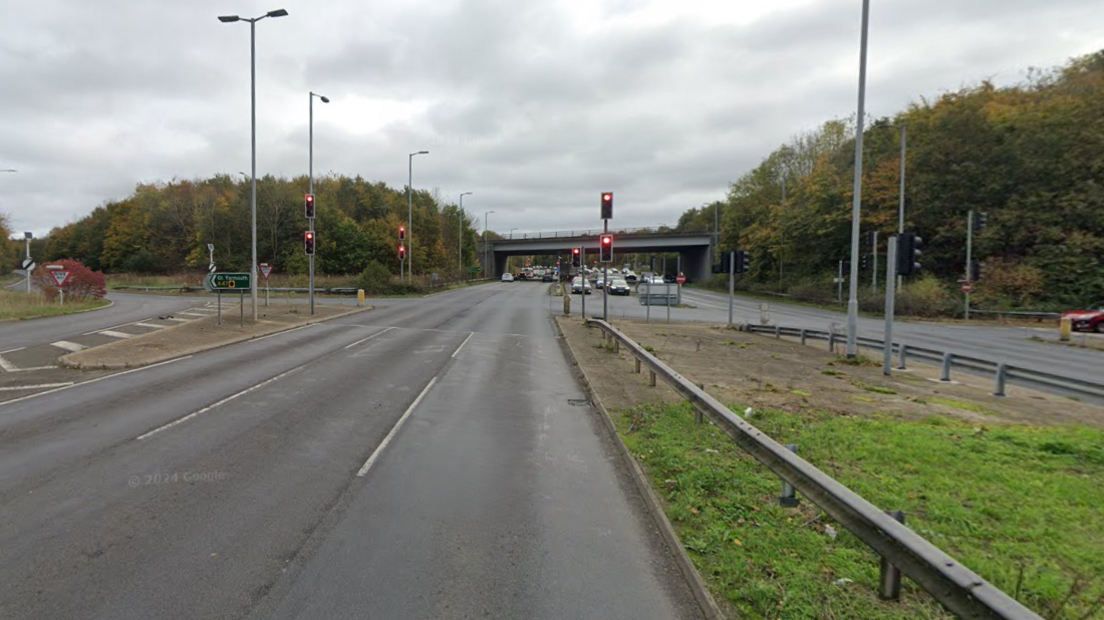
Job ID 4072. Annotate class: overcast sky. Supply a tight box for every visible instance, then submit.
[1,0,1101,237]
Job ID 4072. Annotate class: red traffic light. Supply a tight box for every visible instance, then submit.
[399,226,406,240]
[603,193,611,201]
[304,193,316,218]
[398,244,406,258]
[601,235,611,245]
[572,247,580,255]
[305,231,314,240]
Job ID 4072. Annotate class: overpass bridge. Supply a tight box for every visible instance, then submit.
[480,228,716,281]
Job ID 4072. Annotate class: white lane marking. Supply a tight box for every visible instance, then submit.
[0,356,19,372]
[83,321,133,335]
[0,382,74,392]
[0,356,192,409]
[0,347,26,355]
[177,311,209,317]
[357,376,438,477]
[50,340,87,352]
[451,332,475,358]
[343,326,396,350]
[136,364,307,440]
[9,365,58,372]
[99,330,134,339]
[250,323,317,343]
[163,317,188,322]
[134,322,166,329]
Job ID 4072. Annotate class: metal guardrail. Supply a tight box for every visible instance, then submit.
[967,309,1060,321]
[587,318,1043,620]
[744,325,1104,401]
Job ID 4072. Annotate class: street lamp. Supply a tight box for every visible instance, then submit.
[218,7,289,322]
[845,0,870,358]
[308,91,329,316]
[406,150,429,281]
[484,210,495,277]
[510,227,517,239]
[459,192,472,279]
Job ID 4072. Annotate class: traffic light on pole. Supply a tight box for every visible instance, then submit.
[399,225,406,241]
[305,194,315,218]
[735,250,750,274]
[304,231,315,255]
[399,244,406,261]
[970,260,983,281]
[571,247,581,267]
[973,211,989,233]
[860,254,869,270]
[599,235,613,263]
[896,233,922,276]
[600,192,613,220]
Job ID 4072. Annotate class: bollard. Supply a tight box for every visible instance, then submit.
[879,511,907,600]
[613,339,620,354]
[635,358,641,374]
[649,370,657,387]
[800,329,807,346]
[779,444,799,507]
[940,352,953,382]
[563,293,571,316]
[994,363,1007,397]
[357,289,365,306]
[774,325,781,339]
[829,332,836,353]
[1060,317,1072,342]
[897,344,907,370]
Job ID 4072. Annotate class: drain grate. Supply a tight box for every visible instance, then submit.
[567,398,591,407]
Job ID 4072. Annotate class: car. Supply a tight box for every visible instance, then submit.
[541,272,554,282]
[501,273,514,282]
[594,277,605,290]
[571,277,592,294]
[1062,306,1104,332]
[607,279,631,295]
[623,270,637,282]
[515,272,528,280]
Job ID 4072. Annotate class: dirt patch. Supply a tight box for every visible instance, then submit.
[557,317,1104,428]
[61,304,370,370]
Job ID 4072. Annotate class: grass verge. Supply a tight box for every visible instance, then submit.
[0,289,109,321]
[616,401,1104,619]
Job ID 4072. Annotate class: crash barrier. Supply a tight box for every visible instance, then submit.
[742,324,1104,401]
[587,318,1044,620]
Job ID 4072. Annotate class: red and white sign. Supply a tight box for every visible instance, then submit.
[260,263,273,280]
[961,284,973,293]
[676,273,686,285]
[50,270,71,287]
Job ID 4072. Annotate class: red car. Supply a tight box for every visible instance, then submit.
[1062,306,1104,333]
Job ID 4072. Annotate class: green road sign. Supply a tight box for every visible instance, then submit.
[205,272,251,292]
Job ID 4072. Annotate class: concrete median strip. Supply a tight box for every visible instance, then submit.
[59,303,372,370]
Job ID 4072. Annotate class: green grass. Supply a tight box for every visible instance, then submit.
[0,289,109,321]
[617,402,1104,619]
[929,397,999,416]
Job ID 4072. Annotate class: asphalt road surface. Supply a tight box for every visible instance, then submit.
[0,283,702,620]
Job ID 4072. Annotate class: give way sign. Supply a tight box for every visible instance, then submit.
[50,270,71,287]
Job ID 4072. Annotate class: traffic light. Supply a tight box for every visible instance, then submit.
[973,211,989,234]
[600,192,613,220]
[304,231,315,255]
[571,247,581,267]
[735,250,751,274]
[896,233,922,276]
[969,260,983,281]
[860,254,869,269]
[398,244,406,260]
[399,225,406,241]
[305,194,315,218]
[866,231,875,246]
[599,235,613,263]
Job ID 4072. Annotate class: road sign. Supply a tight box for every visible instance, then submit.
[260,263,272,280]
[50,270,71,287]
[675,273,686,285]
[205,272,251,292]
[208,263,217,274]
[961,284,973,293]
[22,258,35,271]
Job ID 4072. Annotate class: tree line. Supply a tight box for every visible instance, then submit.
[677,50,1104,309]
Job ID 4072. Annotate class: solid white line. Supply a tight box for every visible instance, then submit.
[177,311,209,317]
[0,356,19,372]
[134,322,165,329]
[0,382,74,392]
[451,332,475,358]
[50,340,87,352]
[343,326,396,350]
[10,365,58,372]
[99,330,134,339]
[136,364,306,440]
[0,347,26,355]
[250,323,317,343]
[0,356,192,409]
[356,376,438,477]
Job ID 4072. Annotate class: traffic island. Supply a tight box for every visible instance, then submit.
[59,304,370,370]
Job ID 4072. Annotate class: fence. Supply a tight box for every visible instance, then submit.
[587,318,1043,620]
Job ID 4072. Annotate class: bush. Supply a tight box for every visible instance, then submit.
[356,260,426,295]
[896,274,955,317]
[33,259,107,301]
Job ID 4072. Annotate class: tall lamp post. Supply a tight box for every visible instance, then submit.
[407,150,429,280]
[845,0,870,358]
[459,192,472,279]
[484,210,495,277]
[308,91,329,316]
[218,8,289,322]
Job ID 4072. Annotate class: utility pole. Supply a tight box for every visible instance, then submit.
[845,0,871,358]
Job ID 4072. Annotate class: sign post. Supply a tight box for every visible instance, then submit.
[204,273,252,327]
[600,191,613,323]
[24,232,33,293]
[260,263,272,306]
[47,267,70,306]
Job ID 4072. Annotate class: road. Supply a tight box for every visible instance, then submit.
[0,283,701,620]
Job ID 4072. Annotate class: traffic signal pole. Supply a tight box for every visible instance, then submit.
[965,210,974,321]
[603,220,609,322]
[883,237,898,375]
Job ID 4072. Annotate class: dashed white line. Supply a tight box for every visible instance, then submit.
[136,364,307,440]
[177,311,210,317]
[99,330,134,339]
[134,322,166,329]
[0,347,26,355]
[250,323,317,343]
[0,356,192,409]
[0,356,18,372]
[50,340,87,353]
[356,376,438,477]
[451,332,475,358]
[0,382,74,392]
[343,326,396,350]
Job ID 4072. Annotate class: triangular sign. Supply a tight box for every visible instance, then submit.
[50,270,71,287]
[260,264,272,279]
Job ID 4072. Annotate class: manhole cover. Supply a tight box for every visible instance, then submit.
[567,398,591,407]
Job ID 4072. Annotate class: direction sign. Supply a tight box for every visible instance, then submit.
[205,272,251,292]
[50,270,71,288]
[259,264,272,280]
[675,273,686,285]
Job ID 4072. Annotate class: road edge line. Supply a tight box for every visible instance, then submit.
[552,317,726,620]
[356,376,438,477]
